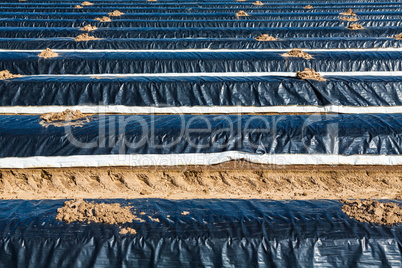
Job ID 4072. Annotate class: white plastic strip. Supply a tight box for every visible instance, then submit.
[30,71,402,77]
[0,48,402,53]
[1,105,402,114]
[1,2,400,5]
[1,152,402,168]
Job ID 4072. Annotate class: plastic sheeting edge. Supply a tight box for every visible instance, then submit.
[1,105,402,114]
[17,71,402,77]
[2,152,402,168]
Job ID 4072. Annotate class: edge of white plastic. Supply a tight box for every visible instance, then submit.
[0,48,402,53]
[0,105,401,114]
[1,152,402,168]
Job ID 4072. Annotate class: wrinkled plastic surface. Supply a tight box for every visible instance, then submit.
[0,0,401,49]
[1,0,401,266]
[0,38,400,50]
[1,11,401,21]
[0,18,401,28]
[1,75,402,108]
[2,5,402,13]
[1,26,402,39]
[0,199,401,267]
[0,0,400,3]
[1,51,402,74]
[0,114,402,157]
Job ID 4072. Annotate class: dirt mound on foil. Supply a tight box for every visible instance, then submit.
[81,1,93,6]
[56,199,135,224]
[394,33,402,40]
[40,109,91,127]
[108,10,124,17]
[0,70,21,80]
[304,5,313,9]
[80,24,98,31]
[253,1,264,6]
[296,68,326,81]
[340,16,358,21]
[56,199,143,235]
[147,0,157,2]
[40,109,86,123]
[282,49,312,59]
[347,23,364,30]
[120,227,137,235]
[94,16,112,22]
[342,199,402,225]
[255,34,277,41]
[74,33,100,41]
[74,5,83,9]
[38,48,58,58]
[237,0,246,2]
[340,8,356,16]
[236,11,249,17]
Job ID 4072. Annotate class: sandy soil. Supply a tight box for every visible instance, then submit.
[340,8,356,16]
[253,1,264,6]
[40,109,86,122]
[304,5,313,10]
[38,48,58,59]
[81,1,93,6]
[236,11,248,17]
[1,163,401,200]
[56,199,136,224]
[0,70,21,80]
[395,34,402,40]
[340,16,358,21]
[40,109,91,127]
[296,68,326,81]
[57,199,140,234]
[94,16,112,22]
[74,33,100,41]
[342,199,402,225]
[80,24,98,32]
[347,23,364,30]
[282,49,312,59]
[255,34,277,41]
[120,227,137,234]
[108,10,124,17]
